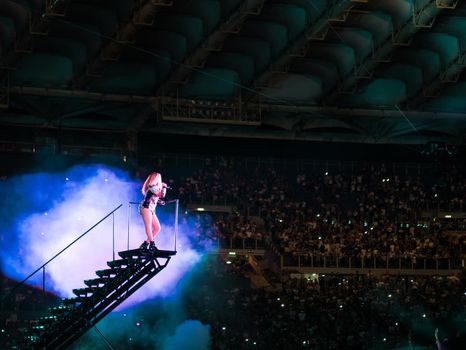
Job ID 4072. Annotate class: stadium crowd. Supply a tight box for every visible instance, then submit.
[2,155,466,349]
[185,255,466,349]
[172,158,466,268]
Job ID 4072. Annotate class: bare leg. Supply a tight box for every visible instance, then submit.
[141,208,153,242]
[151,213,161,239]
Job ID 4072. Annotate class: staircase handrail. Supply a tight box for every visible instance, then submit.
[3,204,123,298]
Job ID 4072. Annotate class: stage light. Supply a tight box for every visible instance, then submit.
[422,314,426,318]
[281,304,285,307]
[226,260,232,264]
[324,172,328,176]
[383,338,386,342]
[136,322,141,326]
[395,322,398,326]
[277,297,280,301]
[65,177,69,181]
[222,326,226,331]
[228,251,236,256]
[104,178,108,182]
[388,294,392,298]
[445,215,452,218]
[44,212,48,216]
[196,207,205,211]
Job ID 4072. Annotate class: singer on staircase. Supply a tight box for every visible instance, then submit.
[138,171,168,253]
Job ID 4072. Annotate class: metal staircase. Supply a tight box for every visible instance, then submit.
[25,248,176,349]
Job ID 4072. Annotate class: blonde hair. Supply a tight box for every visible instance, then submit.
[142,172,162,195]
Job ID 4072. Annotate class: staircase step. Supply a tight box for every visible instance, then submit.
[39,315,59,324]
[96,269,117,278]
[107,259,131,268]
[31,324,46,331]
[72,287,97,297]
[119,248,177,259]
[49,305,71,315]
[84,278,108,287]
[61,297,85,306]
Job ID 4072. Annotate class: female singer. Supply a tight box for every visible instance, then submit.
[139,172,167,253]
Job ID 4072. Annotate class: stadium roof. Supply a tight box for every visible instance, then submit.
[1,0,466,154]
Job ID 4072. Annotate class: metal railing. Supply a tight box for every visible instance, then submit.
[281,253,464,272]
[126,199,180,252]
[3,204,123,298]
[217,237,265,251]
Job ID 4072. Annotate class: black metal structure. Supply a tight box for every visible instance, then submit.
[1,0,466,152]
[24,248,176,350]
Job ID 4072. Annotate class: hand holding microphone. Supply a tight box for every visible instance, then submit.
[162,182,172,190]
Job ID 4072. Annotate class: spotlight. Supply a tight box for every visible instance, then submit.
[222,326,226,331]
